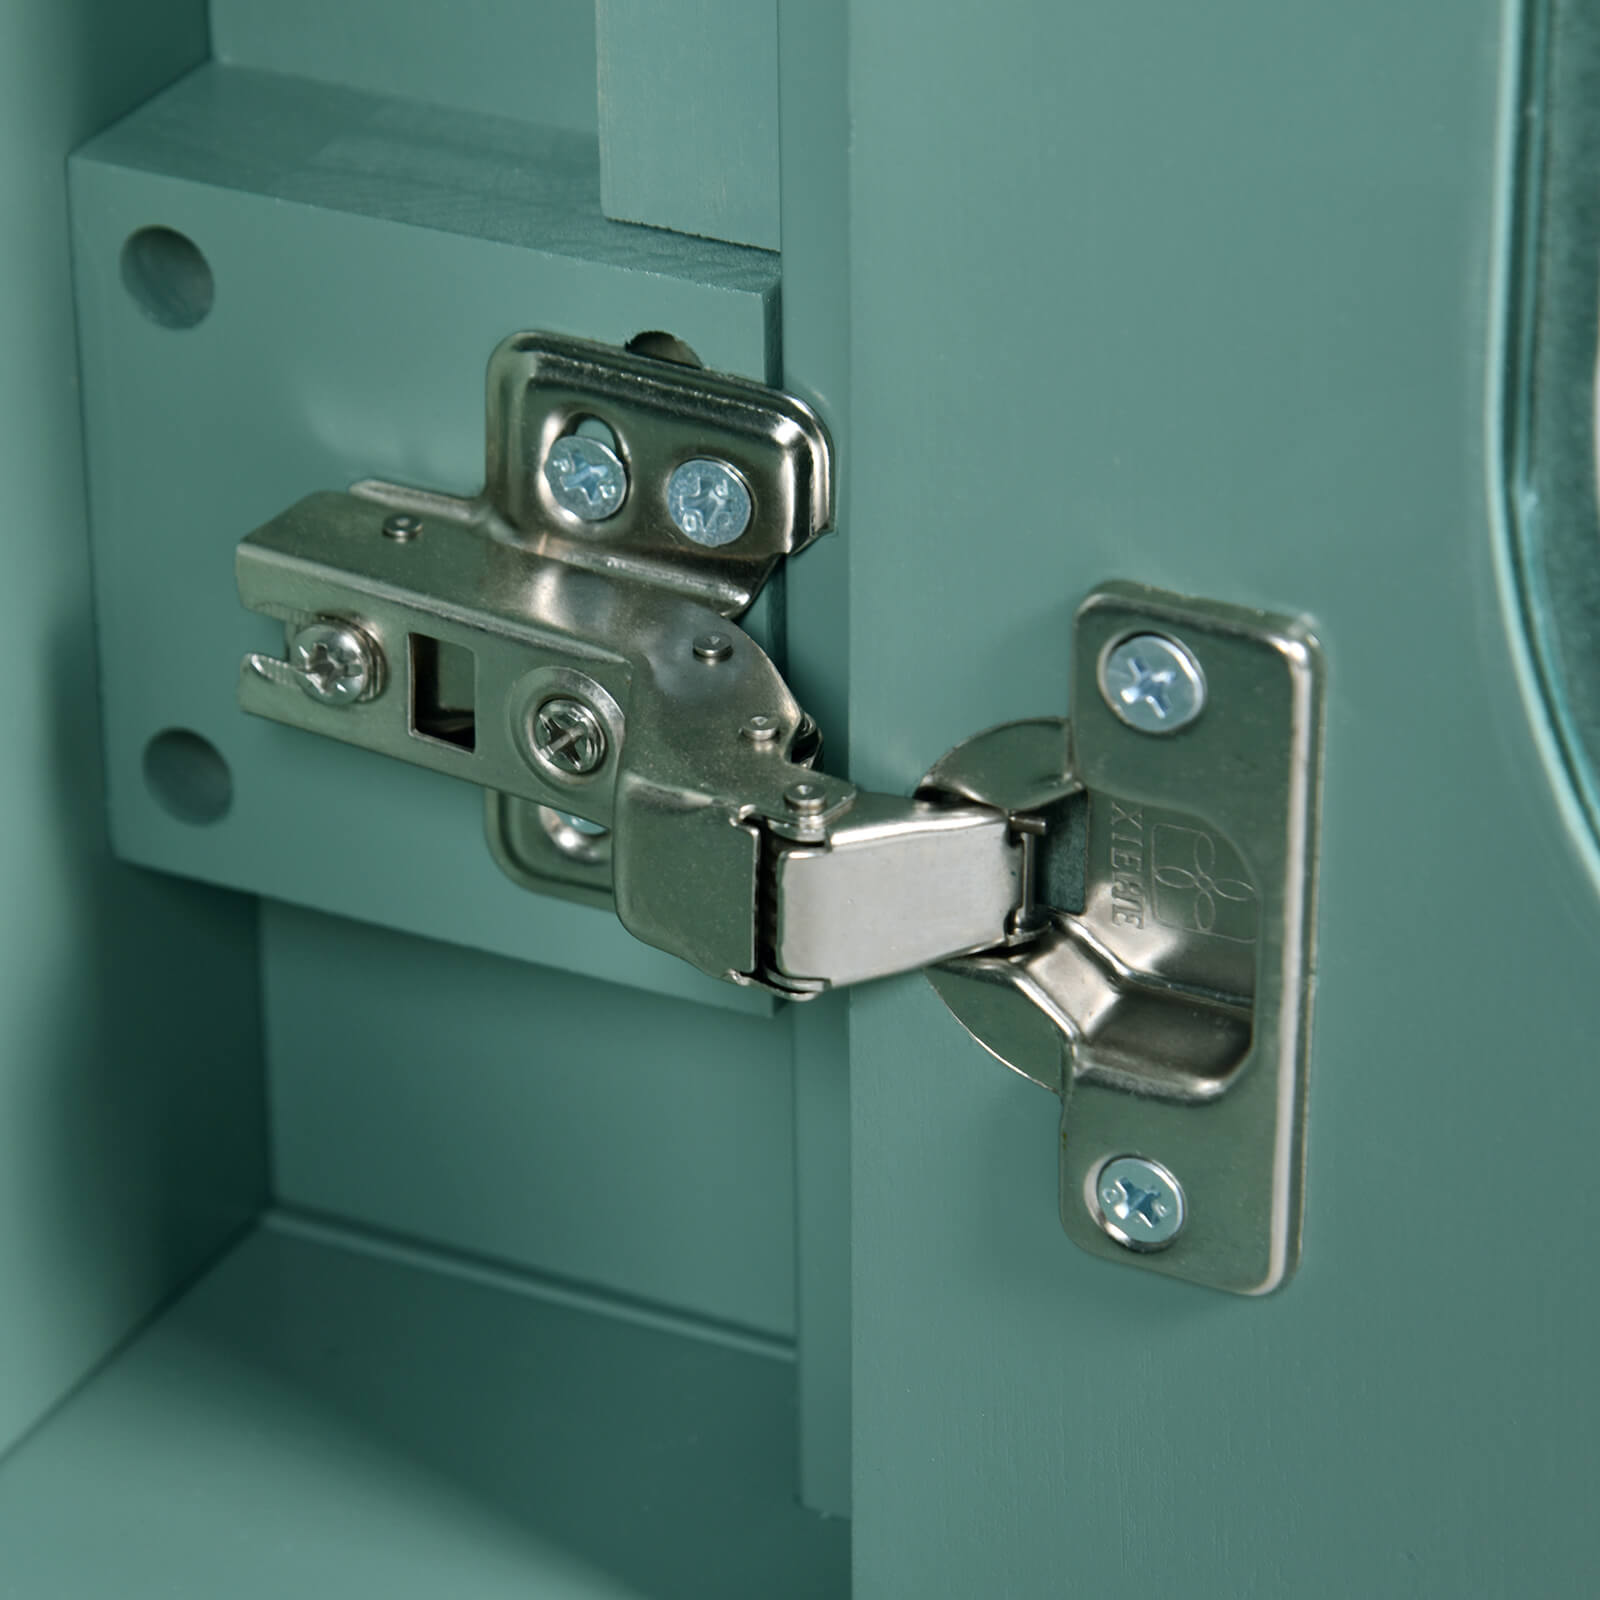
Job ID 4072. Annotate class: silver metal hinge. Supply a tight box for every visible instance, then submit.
[234,332,1324,1294]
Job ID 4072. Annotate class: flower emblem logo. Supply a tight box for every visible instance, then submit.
[1151,825,1257,942]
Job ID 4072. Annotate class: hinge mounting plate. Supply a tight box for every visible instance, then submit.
[923,586,1324,1294]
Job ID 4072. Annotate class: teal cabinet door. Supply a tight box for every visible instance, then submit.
[827,1,1599,1595]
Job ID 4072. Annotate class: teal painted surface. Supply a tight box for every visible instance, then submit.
[0,0,268,1460]
[777,0,853,1519]
[264,902,799,1336]
[598,0,781,251]
[78,67,773,291]
[212,0,599,134]
[845,2,1600,1595]
[0,1223,849,1597]
[69,64,778,1016]
[789,994,851,1515]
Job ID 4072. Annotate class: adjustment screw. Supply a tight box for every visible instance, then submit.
[741,714,780,744]
[1093,1155,1186,1252]
[693,632,734,663]
[1099,633,1206,735]
[382,513,423,542]
[531,697,608,775]
[544,435,627,522]
[668,458,753,547]
[783,781,828,814]
[290,620,381,706]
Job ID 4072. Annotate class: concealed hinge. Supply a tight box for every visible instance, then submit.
[234,332,1324,1294]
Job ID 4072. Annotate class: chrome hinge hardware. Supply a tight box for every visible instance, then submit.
[235,332,1325,1294]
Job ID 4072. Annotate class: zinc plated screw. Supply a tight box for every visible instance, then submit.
[290,620,381,706]
[1093,1155,1186,1252]
[545,435,627,522]
[668,458,753,546]
[532,697,608,775]
[1099,633,1206,735]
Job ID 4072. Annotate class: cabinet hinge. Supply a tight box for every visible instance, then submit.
[235,332,1324,1295]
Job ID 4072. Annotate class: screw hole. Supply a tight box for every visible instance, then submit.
[120,227,214,330]
[625,330,703,368]
[535,807,611,867]
[571,415,620,452]
[143,729,232,824]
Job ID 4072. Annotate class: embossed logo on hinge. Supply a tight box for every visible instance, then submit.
[1108,800,1145,928]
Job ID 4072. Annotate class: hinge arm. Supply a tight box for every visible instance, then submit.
[760,795,1025,991]
[236,493,1035,994]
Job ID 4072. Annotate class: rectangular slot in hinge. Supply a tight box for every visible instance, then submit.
[410,634,477,751]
